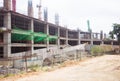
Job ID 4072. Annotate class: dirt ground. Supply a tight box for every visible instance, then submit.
[1,55,120,81]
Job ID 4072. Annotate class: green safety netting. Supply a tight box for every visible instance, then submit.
[34,36,45,42]
[11,33,30,41]
[11,27,58,43]
[49,36,58,42]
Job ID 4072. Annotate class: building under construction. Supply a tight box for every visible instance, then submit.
[0,0,119,66]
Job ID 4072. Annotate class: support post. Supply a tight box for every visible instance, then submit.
[30,19,34,55]
[3,12,11,58]
[45,23,49,49]
[100,31,104,44]
[66,28,68,45]
[75,50,79,61]
[78,29,81,45]
[111,41,113,46]
[96,33,98,39]
[57,26,60,48]
[29,19,34,55]
[4,0,11,10]
[28,0,34,17]
[90,32,93,45]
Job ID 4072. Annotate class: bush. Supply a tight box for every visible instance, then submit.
[91,46,104,56]
[28,64,40,72]
[91,45,114,56]
[41,66,51,72]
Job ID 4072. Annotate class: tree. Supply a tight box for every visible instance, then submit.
[109,23,120,52]
[109,31,114,39]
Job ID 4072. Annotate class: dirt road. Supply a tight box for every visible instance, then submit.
[3,55,120,81]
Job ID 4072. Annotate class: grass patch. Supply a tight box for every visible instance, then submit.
[0,75,4,79]
[28,64,40,72]
[91,45,114,56]
[91,46,104,56]
[3,73,15,78]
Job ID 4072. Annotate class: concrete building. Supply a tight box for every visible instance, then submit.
[0,0,118,62]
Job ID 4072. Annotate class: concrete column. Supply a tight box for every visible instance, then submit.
[30,19,34,55]
[90,32,93,45]
[66,29,68,45]
[57,26,60,47]
[4,0,11,10]
[96,33,98,39]
[45,23,49,48]
[92,33,94,39]
[104,33,106,39]
[111,41,113,45]
[3,12,11,58]
[100,30,103,40]
[101,41,104,45]
[78,29,81,45]
[100,31,104,44]
[28,0,34,17]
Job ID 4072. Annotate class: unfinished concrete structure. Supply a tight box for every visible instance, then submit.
[0,0,118,61]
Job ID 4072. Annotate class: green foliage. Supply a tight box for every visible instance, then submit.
[91,45,114,56]
[110,24,120,44]
[0,75,4,79]
[109,23,120,53]
[41,66,51,71]
[3,74,15,78]
[28,64,40,72]
[109,31,114,39]
[91,46,104,56]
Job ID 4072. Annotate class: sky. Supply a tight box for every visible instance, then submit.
[0,0,120,34]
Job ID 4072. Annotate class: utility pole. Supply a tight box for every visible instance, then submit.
[37,0,42,20]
